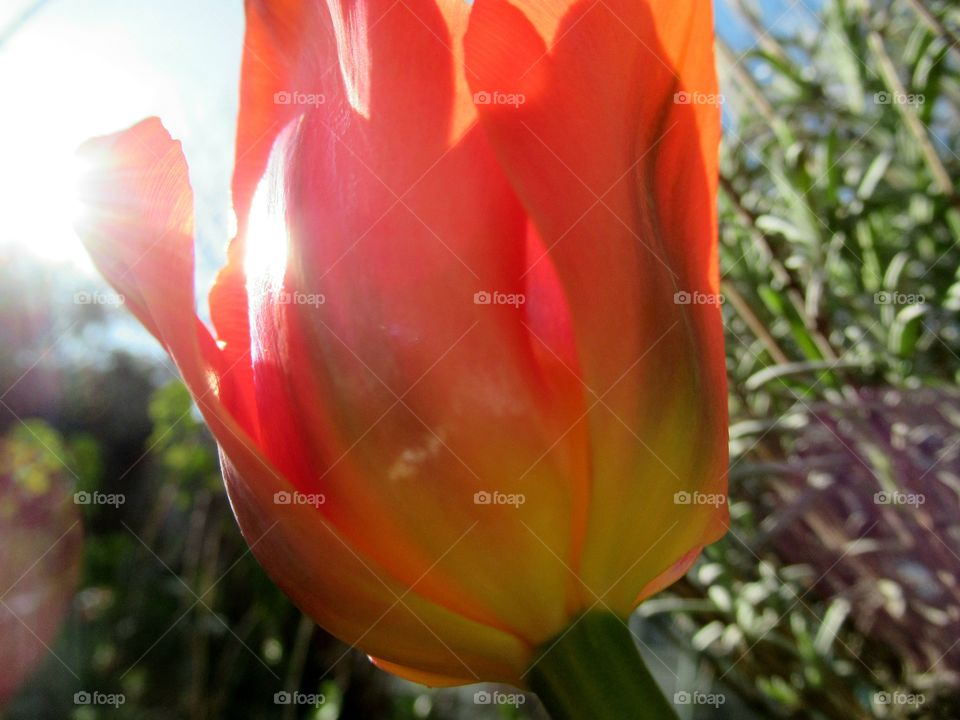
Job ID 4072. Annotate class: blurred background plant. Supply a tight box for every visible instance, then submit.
[0,0,958,718]
[646,0,960,717]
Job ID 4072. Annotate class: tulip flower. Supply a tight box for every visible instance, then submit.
[76,0,726,715]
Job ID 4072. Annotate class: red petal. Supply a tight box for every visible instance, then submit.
[75,117,529,683]
[230,0,590,644]
[464,0,728,610]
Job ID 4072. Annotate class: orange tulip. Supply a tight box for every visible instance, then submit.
[76,0,726,701]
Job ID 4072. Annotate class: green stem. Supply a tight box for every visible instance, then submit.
[526,611,680,720]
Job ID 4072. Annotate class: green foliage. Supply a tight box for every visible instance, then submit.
[655,0,960,718]
[147,381,222,498]
[720,0,960,392]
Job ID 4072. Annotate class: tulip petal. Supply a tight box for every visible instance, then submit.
[219,453,530,684]
[464,0,728,609]
[368,657,467,688]
[233,0,323,221]
[208,0,334,437]
[75,117,536,683]
[223,0,595,646]
[635,546,701,603]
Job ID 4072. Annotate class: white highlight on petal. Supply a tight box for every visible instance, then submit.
[243,122,298,302]
[329,0,371,119]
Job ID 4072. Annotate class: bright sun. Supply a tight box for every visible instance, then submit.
[0,30,141,270]
[0,138,91,266]
[0,1,243,272]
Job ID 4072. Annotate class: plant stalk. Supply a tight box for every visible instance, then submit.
[526,612,680,720]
